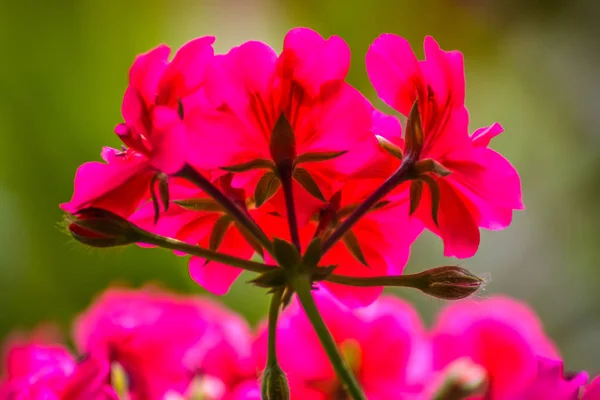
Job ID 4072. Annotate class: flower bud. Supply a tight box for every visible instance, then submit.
[66,208,142,248]
[261,363,290,400]
[416,266,483,300]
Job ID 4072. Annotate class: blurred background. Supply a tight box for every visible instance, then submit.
[1,0,599,373]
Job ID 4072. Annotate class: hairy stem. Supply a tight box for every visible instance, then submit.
[141,232,272,274]
[178,164,274,255]
[322,161,412,254]
[292,275,367,400]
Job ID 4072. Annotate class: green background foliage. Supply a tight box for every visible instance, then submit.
[1,0,598,372]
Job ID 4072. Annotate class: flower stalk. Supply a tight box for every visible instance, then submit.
[178,164,274,255]
[292,274,367,400]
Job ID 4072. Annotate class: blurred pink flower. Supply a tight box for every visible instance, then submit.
[0,333,115,400]
[431,297,562,398]
[62,37,215,218]
[73,287,253,400]
[366,35,523,258]
[254,292,430,399]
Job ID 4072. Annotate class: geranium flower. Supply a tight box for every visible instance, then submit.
[366,35,523,257]
[62,37,215,218]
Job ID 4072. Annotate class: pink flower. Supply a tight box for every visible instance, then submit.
[73,287,253,400]
[62,37,215,218]
[188,27,374,208]
[366,35,523,257]
[254,292,430,399]
[0,333,115,400]
[431,297,561,398]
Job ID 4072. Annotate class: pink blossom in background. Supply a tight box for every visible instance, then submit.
[366,35,523,258]
[431,297,567,399]
[187,27,375,205]
[73,287,254,400]
[254,291,430,399]
[0,334,115,400]
[61,37,215,218]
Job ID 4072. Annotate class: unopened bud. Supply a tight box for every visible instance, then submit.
[261,363,290,400]
[66,208,142,248]
[416,266,483,300]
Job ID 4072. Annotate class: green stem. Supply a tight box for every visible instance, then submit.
[141,232,272,274]
[292,275,367,400]
[178,164,274,255]
[267,290,283,367]
[326,272,423,288]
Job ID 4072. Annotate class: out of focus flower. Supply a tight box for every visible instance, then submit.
[431,297,568,399]
[366,35,523,258]
[0,333,115,399]
[73,287,254,400]
[62,37,215,218]
[254,292,430,399]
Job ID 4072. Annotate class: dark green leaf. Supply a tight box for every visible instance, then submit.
[295,150,348,165]
[409,180,424,216]
[273,238,300,269]
[158,173,170,212]
[173,198,223,212]
[404,100,424,159]
[270,114,296,165]
[342,230,369,267]
[303,238,322,267]
[421,175,441,227]
[209,215,233,252]
[221,158,274,173]
[254,172,281,207]
[249,268,287,289]
[293,168,325,201]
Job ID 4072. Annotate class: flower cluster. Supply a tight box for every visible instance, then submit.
[57,27,531,398]
[61,27,522,307]
[1,288,598,400]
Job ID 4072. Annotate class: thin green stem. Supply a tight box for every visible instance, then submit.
[178,164,274,255]
[267,290,284,367]
[292,275,367,400]
[322,161,412,255]
[141,232,272,274]
[326,272,423,288]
